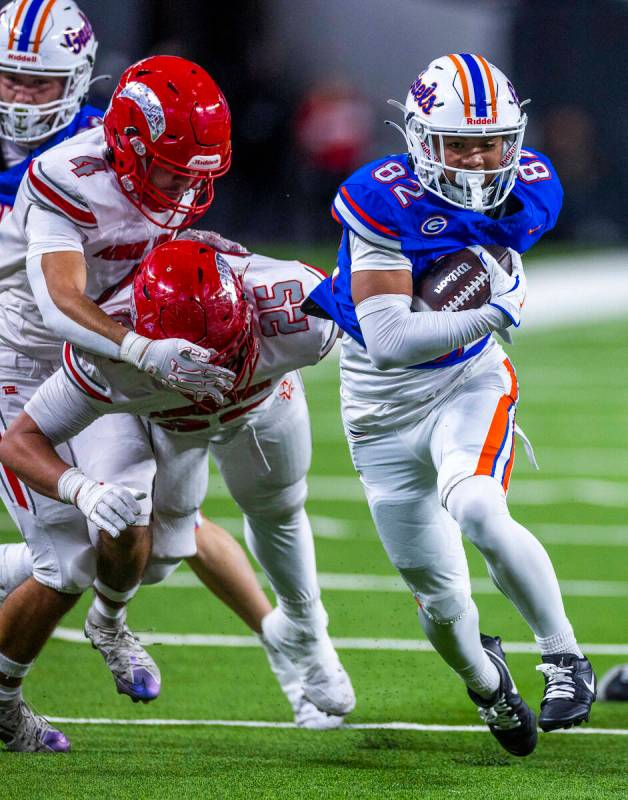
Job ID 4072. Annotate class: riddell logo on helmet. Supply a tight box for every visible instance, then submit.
[187,154,222,171]
[6,52,38,63]
[465,116,497,125]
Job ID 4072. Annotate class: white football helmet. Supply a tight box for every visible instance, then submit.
[0,0,97,143]
[388,54,527,213]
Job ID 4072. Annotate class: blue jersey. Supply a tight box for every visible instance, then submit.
[307,148,562,368]
[0,104,103,218]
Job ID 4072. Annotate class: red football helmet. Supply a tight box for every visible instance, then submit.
[104,55,231,230]
[132,240,259,391]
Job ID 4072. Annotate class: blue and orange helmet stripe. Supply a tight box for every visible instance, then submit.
[447,53,498,122]
[8,0,58,53]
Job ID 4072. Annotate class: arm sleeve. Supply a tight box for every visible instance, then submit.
[26,253,122,359]
[356,294,504,370]
[24,368,101,445]
[349,231,412,272]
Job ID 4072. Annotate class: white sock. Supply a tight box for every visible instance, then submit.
[90,594,126,626]
[0,684,21,706]
[535,625,584,658]
[418,600,500,700]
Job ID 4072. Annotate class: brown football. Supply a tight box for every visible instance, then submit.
[413,245,512,312]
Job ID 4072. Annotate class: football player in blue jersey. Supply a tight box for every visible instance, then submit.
[306,53,596,755]
[0,0,102,220]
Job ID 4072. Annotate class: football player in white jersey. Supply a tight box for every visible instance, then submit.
[0,3,342,734]
[0,239,354,750]
[304,55,596,755]
[0,54,249,752]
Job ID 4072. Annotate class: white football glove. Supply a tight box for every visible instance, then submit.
[177,228,251,256]
[120,331,235,403]
[58,467,147,538]
[473,245,527,329]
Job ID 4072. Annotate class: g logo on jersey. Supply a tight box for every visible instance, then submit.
[421,215,448,235]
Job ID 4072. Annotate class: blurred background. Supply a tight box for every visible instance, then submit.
[78,0,628,250]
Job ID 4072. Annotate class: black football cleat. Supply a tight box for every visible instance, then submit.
[598,665,628,701]
[536,653,596,731]
[468,634,537,757]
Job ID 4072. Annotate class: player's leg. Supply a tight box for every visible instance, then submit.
[435,357,595,730]
[210,375,355,717]
[349,422,536,756]
[74,414,161,703]
[0,506,94,752]
[0,349,88,750]
[187,514,344,729]
[188,515,271,633]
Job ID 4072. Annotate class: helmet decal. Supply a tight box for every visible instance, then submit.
[409,75,437,115]
[215,252,237,302]
[119,81,166,142]
[63,11,94,56]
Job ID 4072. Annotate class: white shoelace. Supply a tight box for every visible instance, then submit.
[536,663,576,700]
[478,694,521,730]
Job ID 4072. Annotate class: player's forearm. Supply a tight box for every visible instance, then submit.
[27,252,128,358]
[0,413,69,500]
[357,294,504,370]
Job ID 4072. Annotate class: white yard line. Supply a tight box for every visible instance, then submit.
[51,627,628,656]
[157,569,628,597]
[43,716,628,736]
[202,476,628,507]
[210,516,628,546]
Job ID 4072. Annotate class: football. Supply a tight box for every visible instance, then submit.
[413,245,512,312]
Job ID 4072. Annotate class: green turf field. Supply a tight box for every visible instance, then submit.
[1,295,628,797]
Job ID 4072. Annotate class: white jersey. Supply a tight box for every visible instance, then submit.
[340,232,506,432]
[24,253,337,441]
[0,126,177,361]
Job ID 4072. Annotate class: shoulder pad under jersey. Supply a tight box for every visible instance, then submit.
[331,153,430,251]
[24,128,107,229]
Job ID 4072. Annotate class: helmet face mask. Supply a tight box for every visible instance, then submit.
[104,56,231,230]
[132,240,259,394]
[389,54,527,213]
[0,0,97,144]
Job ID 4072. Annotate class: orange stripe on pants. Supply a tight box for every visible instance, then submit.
[475,359,518,488]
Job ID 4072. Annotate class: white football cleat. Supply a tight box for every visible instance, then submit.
[293,696,345,730]
[258,632,345,729]
[261,607,355,717]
